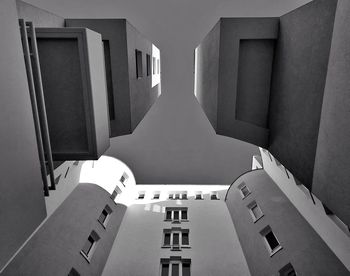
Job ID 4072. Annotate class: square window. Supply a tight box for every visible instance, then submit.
[169,194,174,200]
[182,193,188,200]
[154,193,160,199]
[260,226,282,256]
[195,193,202,200]
[210,192,219,200]
[138,193,145,199]
[135,49,143,78]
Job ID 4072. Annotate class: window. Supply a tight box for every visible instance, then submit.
[80,231,100,262]
[247,201,263,222]
[110,185,122,201]
[135,49,143,78]
[146,54,151,76]
[98,205,112,228]
[260,226,282,256]
[153,57,156,74]
[138,192,145,199]
[68,268,80,276]
[195,192,203,200]
[169,192,187,200]
[161,257,191,276]
[162,228,190,250]
[238,182,251,199]
[279,263,297,276]
[165,207,188,222]
[210,192,219,200]
[153,192,160,199]
[120,172,128,187]
[157,59,160,74]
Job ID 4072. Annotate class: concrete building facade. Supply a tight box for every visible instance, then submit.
[194,0,350,227]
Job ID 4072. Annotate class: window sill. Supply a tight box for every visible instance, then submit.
[253,215,264,223]
[80,251,91,263]
[269,245,283,257]
[241,192,251,200]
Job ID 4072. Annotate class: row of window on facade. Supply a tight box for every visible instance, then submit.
[67,205,113,276]
[135,49,160,79]
[238,182,297,276]
[137,191,220,200]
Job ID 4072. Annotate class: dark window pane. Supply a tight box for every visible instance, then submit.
[183,263,191,276]
[154,194,160,199]
[68,268,80,276]
[195,194,201,200]
[182,233,189,245]
[166,211,172,220]
[135,50,143,78]
[138,194,144,199]
[182,193,187,200]
[252,205,262,219]
[174,211,179,220]
[266,231,279,250]
[241,186,250,197]
[146,54,151,76]
[98,209,108,224]
[211,194,218,200]
[164,233,171,246]
[169,194,173,199]
[102,40,115,121]
[173,233,179,245]
[110,189,118,200]
[161,264,169,276]
[175,194,180,199]
[182,210,187,220]
[172,264,179,276]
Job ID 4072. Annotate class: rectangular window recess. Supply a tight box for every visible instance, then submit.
[247,201,264,222]
[80,230,100,262]
[279,263,297,276]
[160,257,191,276]
[195,193,203,200]
[260,226,283,256]
[163,228,190,250]
[98,205,112,228]
[238,182,251,199]
[138,192,145,199]
[164,207,189,222]
[135,49,143,78]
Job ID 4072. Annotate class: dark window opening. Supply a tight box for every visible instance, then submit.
[102,40,115,121]
[135,49,143,78]
[146,54,151,76]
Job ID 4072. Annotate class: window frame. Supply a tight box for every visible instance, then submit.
[238,182,251,199]
[210,192,219,200]
[247,201,264,222]
[98,205,112,228]
[160,257,191,276]
[165,207,189,223]
[146,54,151,76]
[260,226,283,256]
[138,192,145,200]
[80,231,100,262]
[195,192,203,200]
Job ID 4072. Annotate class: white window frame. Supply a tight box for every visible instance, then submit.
[260,226,283,256]
[80,230,100,262]
[169,192,188,200]
[238,182,251,199]
[162,228,190,250]
[247,201,264,222]
[165,207,188,223]
[160,257,191,276]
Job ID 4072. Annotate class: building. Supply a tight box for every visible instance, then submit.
[0,0,350,275]
[194,0,350,228]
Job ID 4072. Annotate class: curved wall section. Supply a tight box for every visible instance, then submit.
[2,183,127,276]
[225,169,348,276]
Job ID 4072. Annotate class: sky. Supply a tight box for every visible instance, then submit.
[26,0,311,184]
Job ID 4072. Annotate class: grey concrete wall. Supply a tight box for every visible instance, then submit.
[126,21,160,131]
[0,0,47,269]
[194,21,220,130]
[16,0,64,27]
[236,39,275,128]
[2,183,127,276]
[312,0,350,226]
[268,0,338,189]
[65,19,132,137]
[217,18,278,147]
[225,170,348,276]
